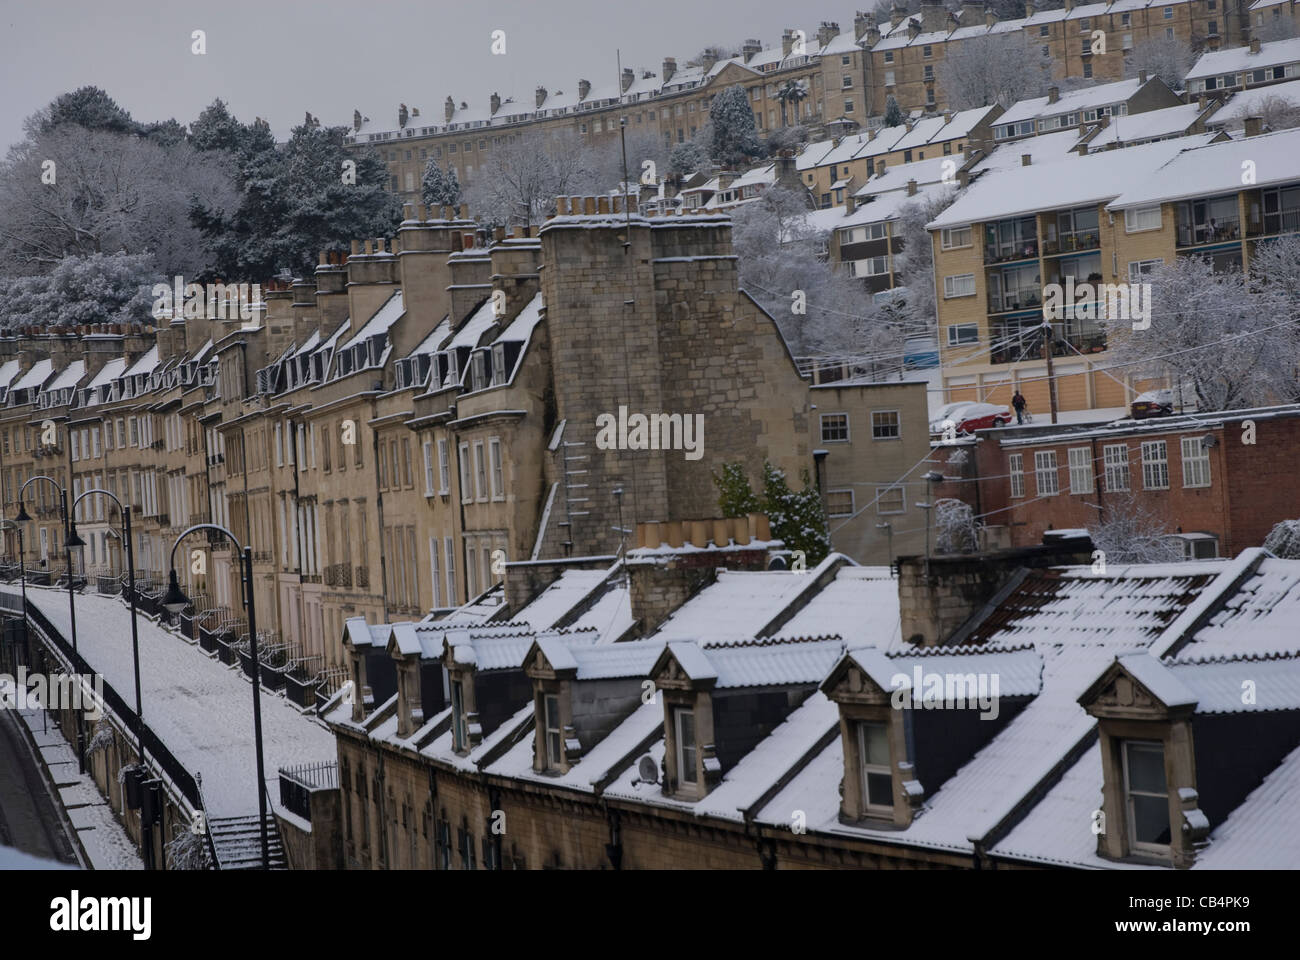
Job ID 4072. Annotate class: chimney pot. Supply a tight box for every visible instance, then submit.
[1021,153,1032,166]
[907,178,918,196]
[598,196,611,214]
[351,239,360,255]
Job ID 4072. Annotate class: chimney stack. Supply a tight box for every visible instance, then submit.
[535,86,548,108]
[622,67,635,92]
[578,78,592,100]
[1021,153,1032,166]
[1048,86,1060,104]
[1249,36,1261,54]
[782,29,795,57]
[907,178,918,196]
[444,96,455,122]
[663,57,677,82]
[490,92,501,114]
[1244,115,1263,137]
[1139,70,1149,85]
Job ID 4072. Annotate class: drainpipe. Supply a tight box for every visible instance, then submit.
[371,405,391,618]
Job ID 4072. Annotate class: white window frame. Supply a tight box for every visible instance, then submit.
[437,438,451,494]
[1124,206,1162,233]
[1180,436,1210,488]
[947,323,979,346]
[458,443,472,504]
[1009,453,1025,498]
[473,441,487,502]
[876,485,906,515]
[444,536,457,604]
[543,694,563,770]
[674,708,697,786]
[1141,440,1169,490]
[1122,739,1171,855]
[943,273,976,299]
[1103,443,1130,491]
[1034,450,1059,496]
[940,226,972,250]
[820,412,850,443]
[422,440,436,496]
[489,437,504,501]
[1068,447,1093,495]
[858,721,894,816]
[826,489,855,518]
[871,410,901,440]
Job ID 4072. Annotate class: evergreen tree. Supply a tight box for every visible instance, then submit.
[708,85,762,167]
[421,159,462,207]
[884,95,906,128]
[669,138,709,178]
[712,462,761,517]
[34,86,134,135]
[0,252,157,332]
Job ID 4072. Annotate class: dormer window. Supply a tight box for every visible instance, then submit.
[1122,740,1171,853]
[857,721,894,816]
[491,343,506,384]
[471,352,487,391]
[674,708,698,786]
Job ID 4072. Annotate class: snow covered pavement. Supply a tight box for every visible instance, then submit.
[12,586,337,819]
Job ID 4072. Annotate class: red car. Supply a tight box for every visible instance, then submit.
[953,403,1013,435]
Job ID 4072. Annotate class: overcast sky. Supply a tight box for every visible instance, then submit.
[0,0,865,150]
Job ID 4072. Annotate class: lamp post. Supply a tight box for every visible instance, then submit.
[16,474,83,771]
[164,523,269,870]
[71,490,151,868]
[0,520,27,668]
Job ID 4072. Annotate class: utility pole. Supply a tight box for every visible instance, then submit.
[1042,319,1059,425]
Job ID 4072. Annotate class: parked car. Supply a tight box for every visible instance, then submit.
[1131,389,1175,419]
[929,401,979,435]
[952,403,1014,434]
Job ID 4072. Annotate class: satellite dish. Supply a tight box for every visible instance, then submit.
[637,754,659,784]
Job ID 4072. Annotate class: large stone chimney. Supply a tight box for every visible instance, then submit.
[444,96,455,122]
[662,57,677,82]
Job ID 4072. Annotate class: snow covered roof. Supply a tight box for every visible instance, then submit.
[445,298,498,350]
[996,77,1145,127]
[447,625,601,671]
[1083,102,1205,149]
[123,345,160,378]
[496,291,544,342]
[1109,127,1300,207]
[45,360,85,392]
[1205,78,1300,129]
[340,290,403,350]
[1186,35,1300,82]
[534,637,666,680]
[681,637,845,689]
[928,135,1212,228]
[512,563,617,631]
[11,359,53,393]
[406,316,451,357]
[857,155,952,194]
[0,359,20,390]
[292,330,320,357]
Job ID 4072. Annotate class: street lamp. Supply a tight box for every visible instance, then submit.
[165,523,270,870]
[71,488,152,867]
[15,474,84,773]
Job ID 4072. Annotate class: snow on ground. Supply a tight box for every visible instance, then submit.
[15,587,336,819]
[14,700,142,869]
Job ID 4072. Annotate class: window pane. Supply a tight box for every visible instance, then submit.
[863,721,889,766]
[1126,742,1167,794]
[866,771,894,807]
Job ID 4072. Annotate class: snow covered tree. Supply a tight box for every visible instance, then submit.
[1257,14,1297,40]
[713,461,762,517]
[0,252,157,332]
[1087,492,1184,564]
[765,124,808,155]
[421,160,462,207]
[936,33,1052,110]
[31,85,135,136]
[708,85,763,168]
[892,185,958,336]
[884,95,906,127]
[933,498,979,554]
[166,824,210,870]
[463,129,600,227]
[669,138,710,178]
[1102,254,1300,411]
[1124,35,1195,88]
[776,79,810,128]
[761,462,832,566]
[1256,93,1300,132]
[1264,519,1300,558]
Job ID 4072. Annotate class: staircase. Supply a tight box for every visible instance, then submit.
[207,813,287,870]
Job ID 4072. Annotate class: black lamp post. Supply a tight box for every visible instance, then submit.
[72,489,151,868]
[164,523,269,870]
[16,475,83,772]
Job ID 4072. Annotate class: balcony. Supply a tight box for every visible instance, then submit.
[984,240,1039,265]
[1177,215,1240,248]
[988,286,1042,314]
[1247,207,1300,238]
[990,315,1106,365]
[1042,231,1100,256]
[984,216,1039,265]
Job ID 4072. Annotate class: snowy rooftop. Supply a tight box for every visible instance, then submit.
[1186,35,1300,81]
[339,290,403,350]
[1083,102,1206,149]
[997,77,1145,126]
[1109,127,1300,208]
[11,358,53,393]
[1205,78,1300,128]
[122,344,160,378]
[45,360,85,392]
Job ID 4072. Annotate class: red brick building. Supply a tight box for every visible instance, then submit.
[935,404,1300,558]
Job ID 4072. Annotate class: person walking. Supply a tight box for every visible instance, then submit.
[1012,390,1027,425]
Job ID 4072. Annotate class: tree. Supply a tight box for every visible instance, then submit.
[462,129,599,227]
[776,79,809,128]
[1087,492,1184,564]
[0,252,157,332]
[714,460,832,565]
[0,124,236,277]
[1264,519,1300,558]
[884,95,906,127]
[936,33,1053,110]
[708,85,763,168]
[1102,254,1300,411]
[1255,93,1300,132]
[765,124,808,156]
[892,186,959,334]
[669,138,710,178]
[421,160,462,207]
[32,86,135,136]
[191,120,401,279]
[934,498,979,554]
[1124,35,1195,88]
